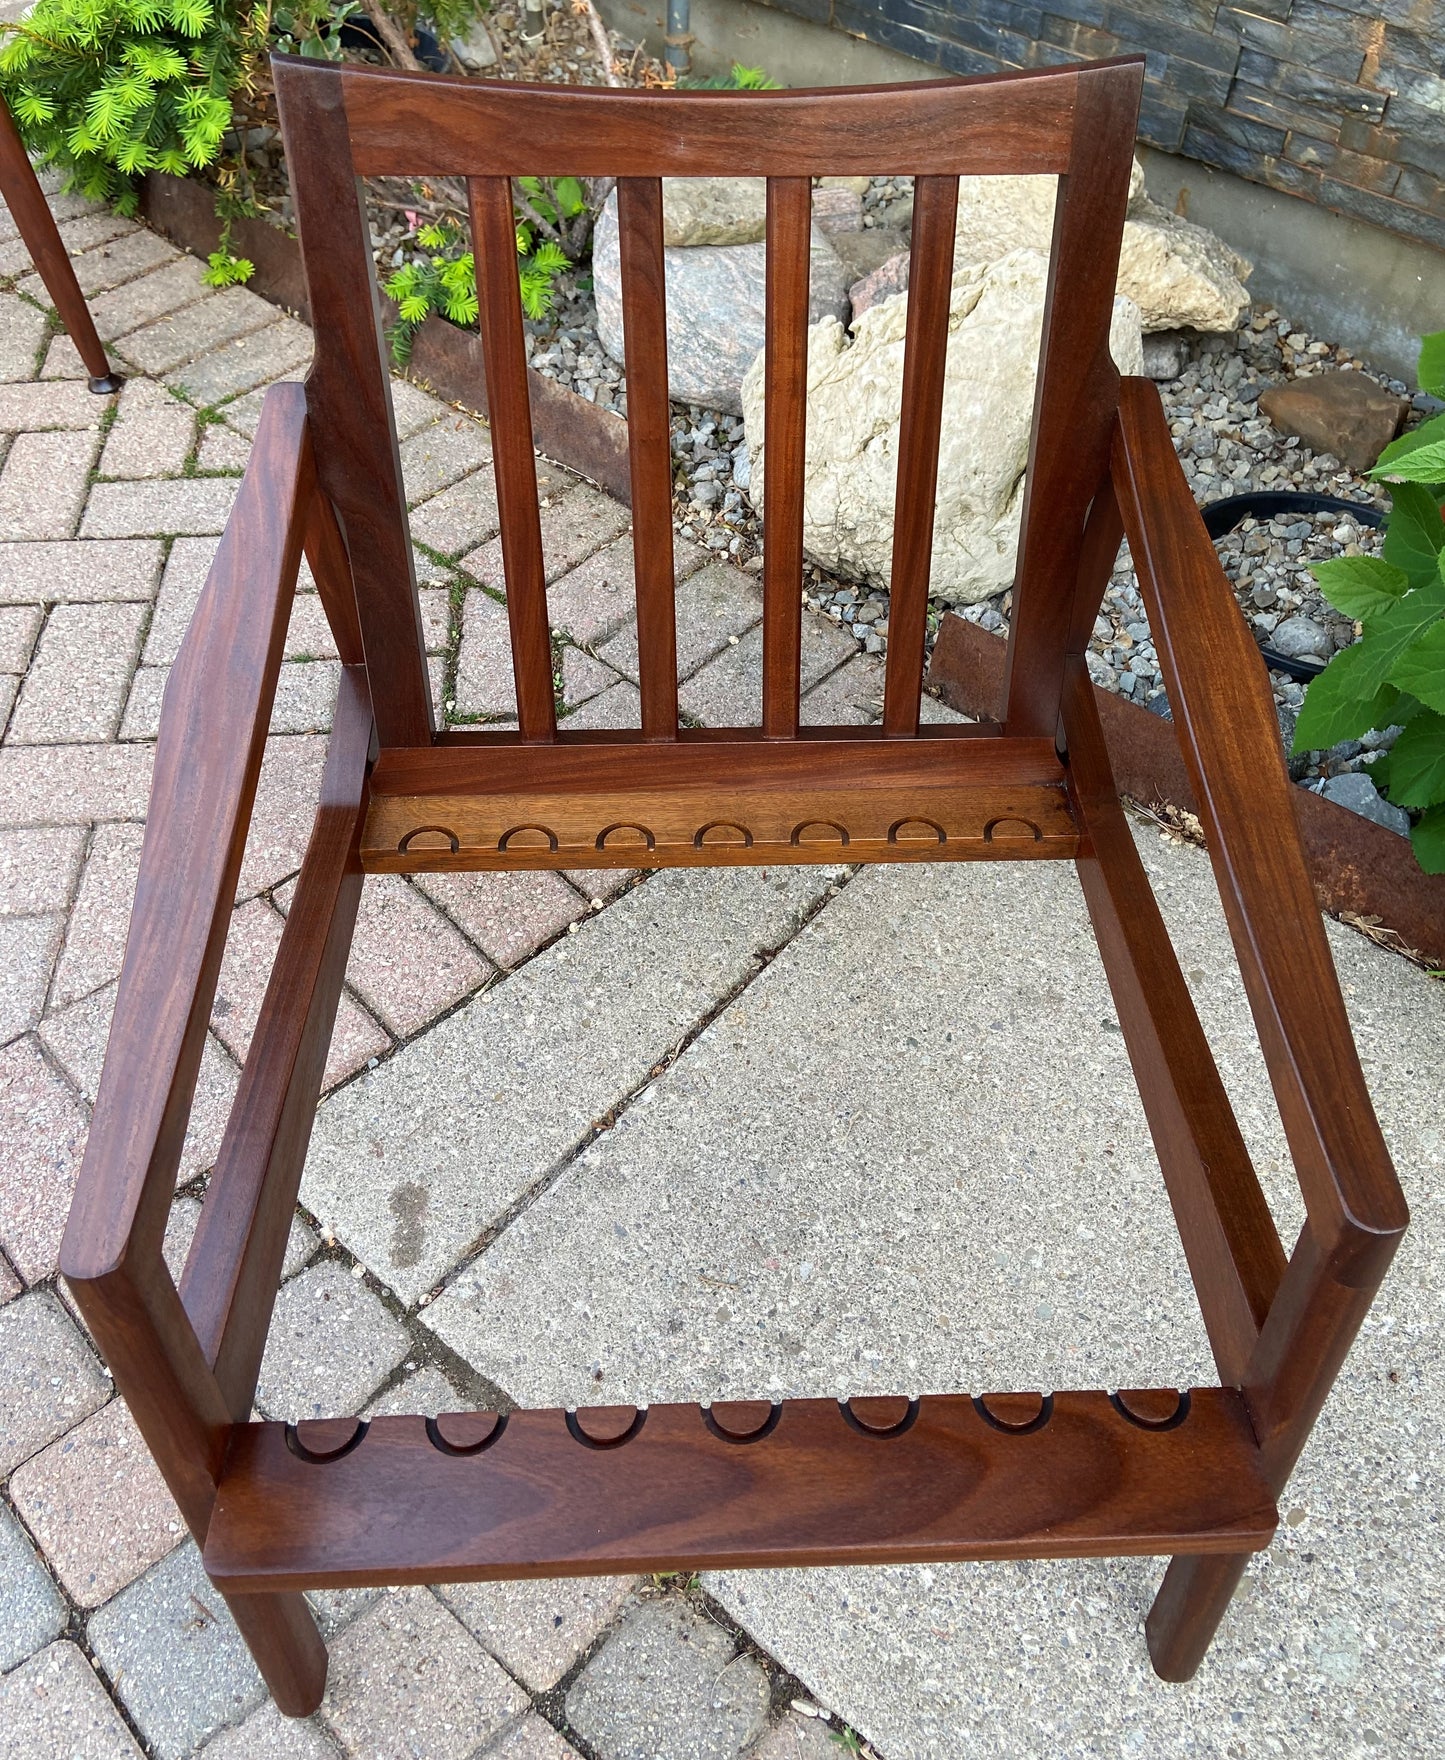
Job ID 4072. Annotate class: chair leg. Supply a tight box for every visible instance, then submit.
[0,96,123,393]
[1145,1551,1251,1681]
[224,1587,328,1716]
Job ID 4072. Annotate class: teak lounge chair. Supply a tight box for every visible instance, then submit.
[60,54,1409,1714]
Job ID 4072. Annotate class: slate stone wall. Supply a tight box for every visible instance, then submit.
[758,0,1445,251]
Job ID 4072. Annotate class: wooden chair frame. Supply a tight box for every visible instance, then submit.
[60,56,1407,1715]
[0,94,123,393]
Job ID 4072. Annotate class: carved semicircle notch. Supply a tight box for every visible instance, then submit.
[889,817,946,846]
[704,1399,781,1443]
[286,1417,368,1463]
[399,825,460,855]
[983,817,1043,844]
[499,824,559,852]
[791,820,850,849]
[694,821,753,851]
[567,1405,648,1449]
[596,822,656,852]
[839,1395,919,1438]
[1110,1387,1191,1431]
[427,1411,507,1455]
[973,1391,1053,1434]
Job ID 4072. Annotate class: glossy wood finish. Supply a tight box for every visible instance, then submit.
[1112,376,1407,1286]
[272,59,432,747]
[882,174,959,738]
[0,95,121,392]
[181,667,373,1418]
[335,59,1085,177]
[204,1389,1276,1591]
[616,178,678,741]
[1063,660,1284,1385]
[361,735,1077,870]
[470,175,556,743]
[1001,59,1142,739]
[760,177,811,739]
[64,61,1408,1712]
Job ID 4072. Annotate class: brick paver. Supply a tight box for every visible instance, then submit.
[9,1396,184,1607]
[80,476,239,539]
[0,378,110,431]
[254,1262,409,1422]
[0,537,162,605]
[398,412,493,500]
[88,255,212,344]
[0,429,100,539]
[414,869,586,969]
[8,600,147,744]
[0,288,48,380]
[114,283,277,377]
[462,481,631,588]
[100,378,196,478]
[17,223,179,303]
[0,1640,143,1758]
[0,1502,67,1670]
[0,823,86,913]
[0,1041,90,1284]
[0,1288,109,1471]
[166,316,313,406]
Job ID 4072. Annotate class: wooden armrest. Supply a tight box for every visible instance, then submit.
[61,384,318,1287]
[1109,376,1407,1285]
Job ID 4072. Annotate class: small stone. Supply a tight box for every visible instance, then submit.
[1269,614,1333,661]
[1141,330,1187,380]
[848,251,909,323]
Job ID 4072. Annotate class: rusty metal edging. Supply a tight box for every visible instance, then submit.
[928,612,1445,966]
[138,172,633,505]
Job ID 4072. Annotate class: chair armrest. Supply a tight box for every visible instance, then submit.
[1109,375,1407,1287]
[61,383,318,1287]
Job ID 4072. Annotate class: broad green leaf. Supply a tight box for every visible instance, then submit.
[1384,479,1445,590]
[1375,412,1445,475]
[1310,555,1408,622]
[1293,643,1400,751]
[1419,330,1445,401]
[1390,620,1445,714]
[1347,568,1445,696]
[554,176,585,216]
[1371,432,1445,486]
[1411,803,1445,874]
[1383,709,1445,807]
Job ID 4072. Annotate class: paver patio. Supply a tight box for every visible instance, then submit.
[0,174,1441,1760]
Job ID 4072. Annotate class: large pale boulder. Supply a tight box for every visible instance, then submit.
[740,249,1144,606]
[950,161,1251,333]
[661,177,767,247]
[593,191,851,414]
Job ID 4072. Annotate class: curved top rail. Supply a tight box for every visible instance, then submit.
[270,54,1144,179]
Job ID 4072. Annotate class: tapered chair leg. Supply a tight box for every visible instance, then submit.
[0,96,123,394]
[1145,1551,1251,1681]
[224,1588,329,1716]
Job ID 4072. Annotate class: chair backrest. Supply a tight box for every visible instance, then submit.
[272,55,1144,752]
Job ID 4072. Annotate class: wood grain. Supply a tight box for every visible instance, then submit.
[761,177,811,740]
[273,58,433,747]
[882,173,959,737]
[470,175,556,743]
[334,58,1087,177]
[206,1389,1276,1592]
[616,178,678,741]
[1112,375,1408,1285]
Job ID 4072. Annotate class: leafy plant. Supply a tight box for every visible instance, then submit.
[382,174,586,363]
[679,61,780,90]
[0,0,346,284]
[1294,329,1445,872]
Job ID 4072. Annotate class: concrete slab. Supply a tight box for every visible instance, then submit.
[304,867,836,1307]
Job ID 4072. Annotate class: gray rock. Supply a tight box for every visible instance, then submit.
[450,18,498,69]
[594,194,850,413]
[1270,614,1333,661]
[827,227,909,291]
[1320,771,1411,835]
[662,178,767,248]
[848,252,909,323]
[1141,329,1187,380]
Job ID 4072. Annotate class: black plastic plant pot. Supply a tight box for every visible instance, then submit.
[338,20,450,71]
[1200,490,1385,684]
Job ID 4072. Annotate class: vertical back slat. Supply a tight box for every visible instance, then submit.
[470,177,557,743]
[761,177,812,739]
[881,174,960,738]
[271,60,433,748]
[999,59,1143,739]
[616,178,678,741]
